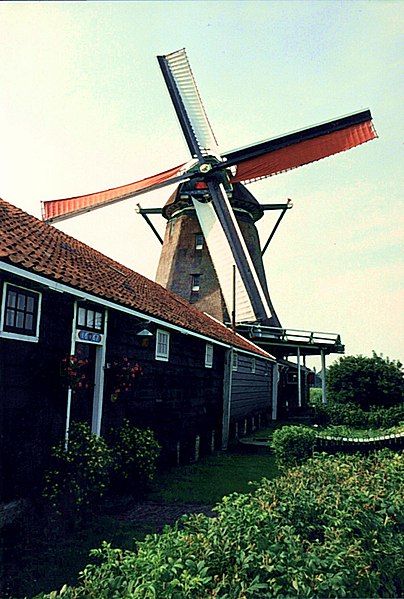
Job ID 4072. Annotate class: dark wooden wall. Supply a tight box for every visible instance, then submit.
[0,273,71,501]
[230,353,273,433]
[102,311,225,464]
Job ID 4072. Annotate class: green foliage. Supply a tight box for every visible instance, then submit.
[271,425,316,468]
[108,420,160,492]
[43,422,113,516]
[309,387,323,404]
[327,352,403,409]
[36,450,404,598]
[312,400,404,429]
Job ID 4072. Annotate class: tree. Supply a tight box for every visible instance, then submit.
[326,352,403,409]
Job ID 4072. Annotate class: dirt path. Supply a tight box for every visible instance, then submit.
[112,499,216,531]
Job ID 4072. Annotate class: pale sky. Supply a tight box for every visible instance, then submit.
[0,1,403,369]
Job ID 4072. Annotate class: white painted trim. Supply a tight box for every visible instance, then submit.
[0,261,275,361]
[91,310,108,436]
[155,329,170,362]
[221,348,233,450]
[321,350,327,404]
[272,364,279,420]
[205,343,213,368]
[297,347,302,408]
[0,281,42,343]
[65,302,78,449]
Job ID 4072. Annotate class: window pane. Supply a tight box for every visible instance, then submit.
[78,307,86,327]
[16,310,25,328]
[6,308,15,327]
[25,313,34,331]
[7,291,16,308]
[86,310,95,328]
[26,296,35,313]
[95,312,103,330]
[17,294,26,310]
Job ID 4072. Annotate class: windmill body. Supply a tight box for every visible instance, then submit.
[156,180,281,327]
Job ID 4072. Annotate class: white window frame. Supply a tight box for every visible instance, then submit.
[232,352,238,371]
[192,274,201,292]
[205,343,213,368]
[195,233,204,250]
[0,282,42,343]
[155,328,170,362]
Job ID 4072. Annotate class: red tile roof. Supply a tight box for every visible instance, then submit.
[0,198,273,359]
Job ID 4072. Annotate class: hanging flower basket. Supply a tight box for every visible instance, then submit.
[110,357,143,402]
[60,354,90,394]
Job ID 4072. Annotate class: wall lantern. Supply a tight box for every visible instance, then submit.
[135,320,153,337]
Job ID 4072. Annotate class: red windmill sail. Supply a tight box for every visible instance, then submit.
[42,163,188,223]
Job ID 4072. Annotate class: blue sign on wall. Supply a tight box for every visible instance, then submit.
[77,330,103,344]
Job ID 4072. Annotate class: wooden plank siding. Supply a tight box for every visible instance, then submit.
[230,353,273,425]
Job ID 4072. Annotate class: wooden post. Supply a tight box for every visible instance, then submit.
[221,348,233,450]
[65,302,78,450]
[272,364,279,421]
[321,350,327,404]
[195,435,200,462]
[210,430,215,453]
[297,347,302,408]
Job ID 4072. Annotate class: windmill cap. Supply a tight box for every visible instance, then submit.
[162,182,264,222]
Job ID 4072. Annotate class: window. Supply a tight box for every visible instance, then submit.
[251,357,256,373]
[192,274,201,292]
[77,305,104,332]
[232,352,238,371]
[205,343,213,368]
[155,329,170,361]
[1,283,41,342]
[195,233,203,250]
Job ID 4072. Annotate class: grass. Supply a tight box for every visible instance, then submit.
[4,448,279,599]
[148,450,279,505]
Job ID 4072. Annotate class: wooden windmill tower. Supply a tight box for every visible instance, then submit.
[42,49,377,331]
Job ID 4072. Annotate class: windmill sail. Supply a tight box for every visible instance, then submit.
[192,198,257,322]
[195,181,273,323]
[222,110,376,183]
[158,49,219,159]
[42,163,189,223]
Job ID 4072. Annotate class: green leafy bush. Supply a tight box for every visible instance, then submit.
[43,422,113,516]
[367,403,404,429]
[327,353,403,409]
[108,419,160,493]
[36,450,404,598]
[271,425,317,468]
[312,401,404,429]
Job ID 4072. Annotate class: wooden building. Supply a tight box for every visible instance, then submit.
[0,198,276,503]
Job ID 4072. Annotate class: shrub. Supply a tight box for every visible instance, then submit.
[367,403,404,429]
[108,420,160,493]
[312,401,404,429]
[327,352,403,409]
[36,450,404,598]
[271,425,316,468]
[43,422,113,517]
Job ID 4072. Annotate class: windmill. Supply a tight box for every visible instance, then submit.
[42,48,377,329]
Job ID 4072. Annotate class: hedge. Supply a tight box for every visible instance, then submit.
[36,449,403,598]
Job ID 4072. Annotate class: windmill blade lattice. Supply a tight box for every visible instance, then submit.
[158,49,220,159]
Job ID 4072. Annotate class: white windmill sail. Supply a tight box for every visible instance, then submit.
[159,49,219,156]
[192,185,273,323]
